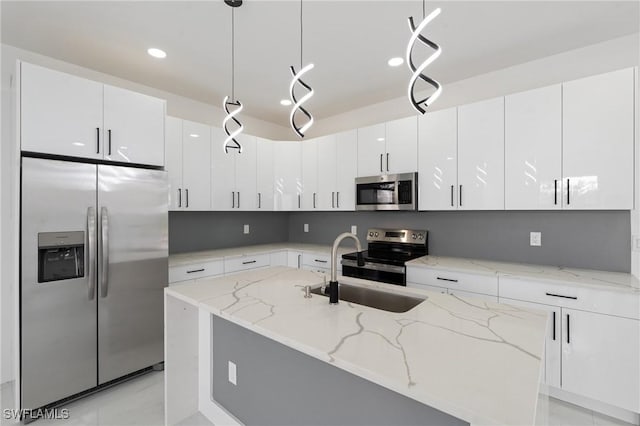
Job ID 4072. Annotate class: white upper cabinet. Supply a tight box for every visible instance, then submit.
[335,130,358,210]
[301,139,319,210]
[317,135,337,210]
[211,130,258,210]
[273,141,302,211]
[505,85,562,210]
[356,118,418,176]
[458,97,505,210]
[357,123,386,176]
[256,138,274,210]
[562,68,634,210]
[385,116,418,174]
[418,107,458,210]
[103,85,165,166]
[165,117,183,210]
[21,62,103,160]
[181,120,211,210]
[20,62,165,166]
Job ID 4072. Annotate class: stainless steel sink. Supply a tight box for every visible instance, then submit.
[310,283,426,313]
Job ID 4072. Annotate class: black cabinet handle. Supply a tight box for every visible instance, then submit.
[554,179,558,205]
[232,192,235,208]
[178,189,182,208]
[459,185,463,207]
[185,189,189,208]
[566,313,570,344]
[380,154,383,172]
[237,192,240,209]
[336,192,340,208]
[552,311,556,341]
[107,129,112,155]
[242,260,257,265]
[186,268,205,274]
[258,192,261,209]
[298,194,301,209]
[386,153,389,171]
[332,192,335,208]
[437,277,458,283]
[313,192,316,209]
[545,292,577,300]
[567,178,570,205]
[96,127,100,153]
[314,259,328,263]
[450,185,454,207]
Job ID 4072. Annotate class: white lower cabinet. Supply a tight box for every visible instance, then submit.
[287,251,303,269]
[269,251,288,267]
[168,260,224,284]
[406,267,498,301]
[224,253,270,274]
[561,308,640,413]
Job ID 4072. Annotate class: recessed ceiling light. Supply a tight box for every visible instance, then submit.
[147,48,167,59]
[280,99,292,106]
[387,57,404,67]
[189,134,200,138]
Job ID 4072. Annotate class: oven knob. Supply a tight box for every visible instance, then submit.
[412,233,417,239]
[369,232,374,237]
[374,232,379,237]
[418,234,424,240]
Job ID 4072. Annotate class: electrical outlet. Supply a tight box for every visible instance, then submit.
[304,223,309,233]
[228,361,237,385]
[243,224,250,234]
[530,232,541,247]
[351,225,357,235]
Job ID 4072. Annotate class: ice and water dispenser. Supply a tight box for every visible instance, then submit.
[37,231,85,283]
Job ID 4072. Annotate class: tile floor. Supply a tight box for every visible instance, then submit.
[1,371,636,426]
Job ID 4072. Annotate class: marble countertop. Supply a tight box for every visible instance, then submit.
[166,266,547,425]
[407,256,640,293]
[169,243,351,267]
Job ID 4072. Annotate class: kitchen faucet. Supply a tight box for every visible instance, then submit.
[329,232,365,304]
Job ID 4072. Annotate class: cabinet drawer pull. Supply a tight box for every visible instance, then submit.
[552,311,556,341]
[332,192,335,208]
[313,192,316,209]
[178,188,182,208]
[554,179,558,205]
[242,260,257,265]
[314,259,328,263]
[258,192,261,209]
[437,277,458,283]
[386,153,389,171]
[566,178,570,205]
[96,127,100,153]
[545,292,577,300]
[186,268,205,274]
[298,194,301,209]
[232,191,235,208]
[237,192,240,209]
[107,129,112,155]
[450,185,454,207]
[185,189,189,208]
[380,154,383,172]
[336,192,340,208]
[566,313,570,344]
[459,185,463,207]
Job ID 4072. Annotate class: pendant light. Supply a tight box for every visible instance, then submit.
[289,0,314,138]
[222,0,244,153]
[406,1,442,114]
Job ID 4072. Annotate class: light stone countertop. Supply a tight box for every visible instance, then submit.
[169,243,351,267]
[406,256,640,293]
[166,266,547,426]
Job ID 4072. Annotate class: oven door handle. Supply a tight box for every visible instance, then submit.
[341,259,406,275]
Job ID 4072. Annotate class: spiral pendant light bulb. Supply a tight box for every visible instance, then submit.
[406,7,442,114]
[223,96,243,153]
[289,63,315,138]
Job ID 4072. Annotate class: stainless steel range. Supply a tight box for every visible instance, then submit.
[341,228,428,286]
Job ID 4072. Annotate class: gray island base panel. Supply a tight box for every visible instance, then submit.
[211,315,469,426]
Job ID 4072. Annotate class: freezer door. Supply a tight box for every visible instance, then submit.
[21,158,98,410]
[97,165,168,384]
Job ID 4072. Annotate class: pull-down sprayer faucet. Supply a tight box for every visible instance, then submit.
[329,232,365,304]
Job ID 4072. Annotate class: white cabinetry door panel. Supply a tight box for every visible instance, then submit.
[273,142,302,211]
[562,68,634,210]
[458,97,505,210]
[357,123,386,176]
[301,139,319,210]
[165,117,183,210]
[505,85,562,210]
[211,127,236,210]
[103,85,165,166]
[418,107,458,210]
[317,135,337,210]
[21,62,103,159]
[335,130,357,210]
[181,120,211,210]
[561,308,639,412]
[385,116,418,174]
[235,134,257,211]
[287,251,302,268]
[499,298,561,388]
[256,138,274,210]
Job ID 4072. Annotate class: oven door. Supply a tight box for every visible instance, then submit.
[355,173,417,211]
[341,259,406,286]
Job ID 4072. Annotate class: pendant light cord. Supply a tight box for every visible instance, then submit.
[300,0,303,69]
[231,7,235,101]
[422,0,425,19]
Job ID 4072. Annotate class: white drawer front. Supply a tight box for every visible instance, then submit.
[406,267,498,296]
[169,260,224,283]
[499,277,640,320]
[302,253,333,270]
[225,253,271,274]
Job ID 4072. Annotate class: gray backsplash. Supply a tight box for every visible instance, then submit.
[288,210,631,273]
[169,211,289,254]
[169,210,630,272]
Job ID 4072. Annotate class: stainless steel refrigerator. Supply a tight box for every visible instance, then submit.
[21,157,168,412]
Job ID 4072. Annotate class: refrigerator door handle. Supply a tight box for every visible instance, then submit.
[87,207,96,300]
[100,206,110,298]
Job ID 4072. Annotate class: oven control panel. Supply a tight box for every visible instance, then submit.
[366,228,427,244]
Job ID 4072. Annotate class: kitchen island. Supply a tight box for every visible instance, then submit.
[164,266,548,426]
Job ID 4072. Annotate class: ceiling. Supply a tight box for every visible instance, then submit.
[2,1,638,126]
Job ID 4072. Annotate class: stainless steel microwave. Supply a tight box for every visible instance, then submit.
[355,173,418,211]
